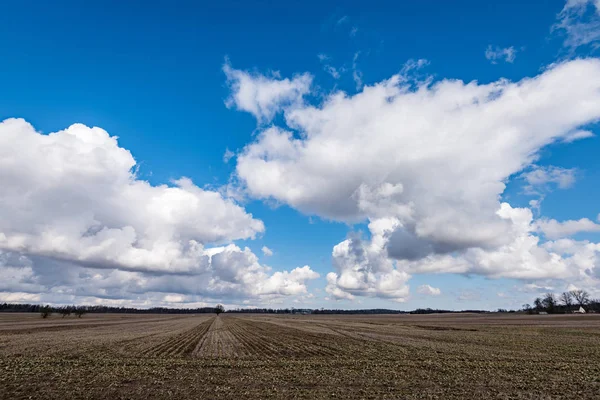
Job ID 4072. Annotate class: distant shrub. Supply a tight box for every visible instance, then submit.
[59,307,72,318]
[215,304,225,316]
[40,306,52,319]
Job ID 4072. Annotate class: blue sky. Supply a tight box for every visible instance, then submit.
[1,0,600,310]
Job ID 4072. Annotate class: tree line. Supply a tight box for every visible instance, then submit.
[2,294,598,317]
[522,290,600,314]
[1,303,489,316]
[0,303,222,317]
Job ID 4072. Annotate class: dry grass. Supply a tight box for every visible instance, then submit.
[1,313,599,399]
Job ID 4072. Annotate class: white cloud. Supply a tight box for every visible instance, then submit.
[194,245,319,297]
[521,283,555,293]
[0,292,41,303]
[554,0,600,50]
[326,219,410,302]
[457,290,481,302]
[231,59,600,298]
[562,129,595,142]
[0,118,264,275]
[520,165,578,214]
[317,54,342,79]
[403,205,600,293]
[402,204,571,280]
[543,239,600,283]
[342,203,588,283]
[0,118,318,306]
[163,294,185,303]
[485,45,517,63]
[0,119,320,305]
[352,52,363,90]
[521,165,577,194]
[417,284,441,296]
[336,16,349,25]
[236,59,600,246]
[566,283,580,291]
[261,246,273,256]
[223,148,235,163]
[529,199,543,215]
[324,65,340,79]
[536,217,600,239]
[0,245,320,305]
[223,61,312,123]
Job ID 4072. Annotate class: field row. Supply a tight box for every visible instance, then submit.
[140,316,376,359]
[2,313,600,399]
[3,313,600,362]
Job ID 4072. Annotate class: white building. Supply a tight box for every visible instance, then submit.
[573,306,586,314]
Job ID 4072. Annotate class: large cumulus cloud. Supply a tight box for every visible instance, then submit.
[0,118,265,273]
[228,59,600,301]
[0,118,318,305]
[0,245,319,306]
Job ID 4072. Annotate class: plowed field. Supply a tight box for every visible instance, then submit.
[1,313,599,399]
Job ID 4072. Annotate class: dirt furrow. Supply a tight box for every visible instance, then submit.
[192,317,245,358]
[144,317,214,358]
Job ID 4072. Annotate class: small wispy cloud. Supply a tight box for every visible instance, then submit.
[352,52,363,89]
[223,148,235,163]
[336,15,349,25]
[417,284,441,296]
[485,45,517,64]
[520,165,577,195]
[561,129,595,143]
[333,15,358,38]
[520,165,578,217]
[317,54,342,79]
[457,290,481,302]
[553,0,600,51]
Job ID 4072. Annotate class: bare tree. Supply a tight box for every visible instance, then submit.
[534,297,543,312]
[522,304,534,314]
[40,306,52,319]
[560,292,573,313]
[74,308,86,318]
[215,304,225,316]
[59,307,72,318]
[570,290,590,309]
[592,299,600,313]
[542,293,557,314]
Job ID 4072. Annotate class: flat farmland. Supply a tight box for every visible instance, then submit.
[1,313,599,399]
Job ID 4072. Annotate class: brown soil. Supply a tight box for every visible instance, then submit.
[1,313,599,399]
